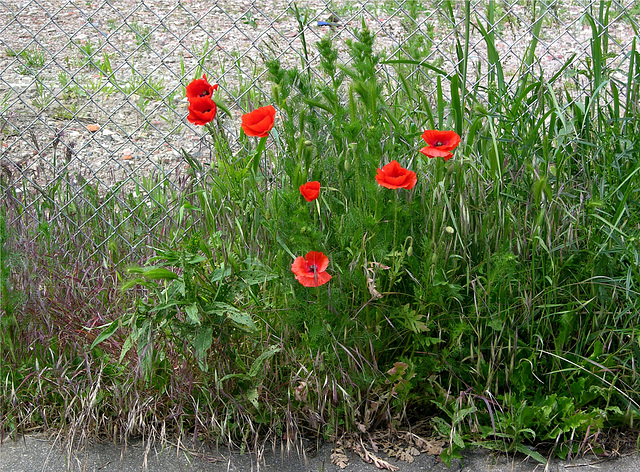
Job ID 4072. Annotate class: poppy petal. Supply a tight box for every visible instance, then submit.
[291,251,331,287]
[419,146,453,159]
[299,181,320,202]
[186,75,218,100]
[295,271,332,287]
[376,160,417,190]
[242,105,276,137]
[187,96,217,125]
[306,251,329,273]
[291,257,309,277]
[421,130,461,151]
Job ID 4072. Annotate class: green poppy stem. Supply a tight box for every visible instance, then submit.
[436,155,444,183]
[249,136,268,174]
[388,189,399,292]
[393,189,399,253]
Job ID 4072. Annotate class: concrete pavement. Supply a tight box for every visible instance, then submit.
[1,435,639,472]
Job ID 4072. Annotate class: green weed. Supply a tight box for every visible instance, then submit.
[10,47,46,75]
[130,21,152,49]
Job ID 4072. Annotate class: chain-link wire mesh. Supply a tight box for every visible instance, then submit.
[1,0,638,263]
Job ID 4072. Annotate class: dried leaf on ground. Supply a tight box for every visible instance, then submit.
[420,439,445,455]
[335,421,443,468]
[396,449,416,463]
[402,422,446,455]
[355,439,400,471]
[331,448,349,469]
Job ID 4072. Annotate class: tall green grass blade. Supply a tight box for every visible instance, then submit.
[514,0,547,99]
[625,38,638,119]
[475,3,505,96]
[587,15,604,93]
[450,74,463,135]
[436,75,444,128]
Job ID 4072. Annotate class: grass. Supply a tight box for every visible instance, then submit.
[6,47,47,75]
[130,21,152,49]
[1,1,640,468]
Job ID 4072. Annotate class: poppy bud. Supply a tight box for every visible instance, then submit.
[407,245,413,257]
[343,159,350,172]
[304,140,313,148]
[445,226,455,234]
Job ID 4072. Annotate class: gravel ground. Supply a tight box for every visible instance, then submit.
[0,1,637,192]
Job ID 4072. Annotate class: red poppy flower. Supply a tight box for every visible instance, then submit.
[186,74,218,100]
[419,130,461,161]
[187,96,217,126]
[241,105,276,138]
[299,181,320,202]
[375,160,417,190]
[291,251,332,287]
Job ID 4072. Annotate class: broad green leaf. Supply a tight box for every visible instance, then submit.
[119,334,135,363]
[211,266,232,282]
[90,321,118,349]
[515,443,546,464]
[121,278,147,290]
[194,326,213,371]
[247,387,259,409]
[248,345,281,377]
[431,416,452,437]
[218,372,251,383]
[452,430,465,449]
[185,303,201,324]
[187,254,207,264]
[207,302,256,331]
[453,406,477,424]
[227,309,256,331]
[149,300,183,312]
[240,269,278,286]
[129,266,179,280]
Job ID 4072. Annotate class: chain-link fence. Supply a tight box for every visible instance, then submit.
[1,0,638,263]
